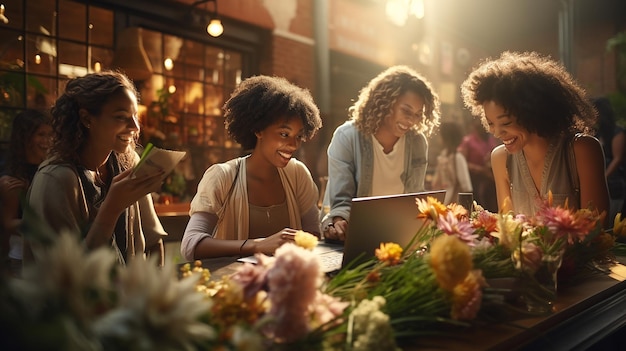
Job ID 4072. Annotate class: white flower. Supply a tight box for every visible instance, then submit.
[92,259,215,350]
[349,296,399,351]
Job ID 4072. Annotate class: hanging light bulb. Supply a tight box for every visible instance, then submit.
[206,19,223,37]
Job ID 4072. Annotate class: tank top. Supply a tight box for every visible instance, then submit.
[507,133,580,216]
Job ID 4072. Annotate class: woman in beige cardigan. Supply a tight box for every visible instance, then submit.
[181,76,322,260]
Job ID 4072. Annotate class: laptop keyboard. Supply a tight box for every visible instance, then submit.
[319,250,343,273]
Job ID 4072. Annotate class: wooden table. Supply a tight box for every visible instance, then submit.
[190,257,626,350]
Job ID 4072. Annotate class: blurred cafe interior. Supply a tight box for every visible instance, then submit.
[0,0,625,249]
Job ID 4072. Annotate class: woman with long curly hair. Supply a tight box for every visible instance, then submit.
[461,51,609,226]
[0,109,52,276]
[321,65,441,241]
[26,71,167,265]
[181,75,323,260]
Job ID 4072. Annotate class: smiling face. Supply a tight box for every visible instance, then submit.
[86,88,139,154]
[254,116,304,168]
[26,123,53,164]
[378,91,425,138]
[482,100,530,153]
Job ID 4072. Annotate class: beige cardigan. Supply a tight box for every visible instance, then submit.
[182,156,318,258]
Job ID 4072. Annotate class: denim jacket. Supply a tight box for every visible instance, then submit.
[320,120,428,230]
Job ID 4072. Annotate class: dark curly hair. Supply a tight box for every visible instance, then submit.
[5,109,50,181]
[49,71,138,168]
[461,51,597,139]
[350,65,440,137]
[223,75,322,150]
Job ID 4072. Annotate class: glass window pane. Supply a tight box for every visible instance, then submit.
[185,115,204,146]
[0,70,25,108]
[0,28,25,68]
[27,74,56,110]
[184,81,204,114]
[204,84,223,116]
[224,51,242,87]
[26,34,57,75]
[2,1,24,30]
[26,0,55,36]
[205,116,225,146]
[88,6,113,47]
[205,46,224,85]
[90,46,113,73]
[58,40,87,78]
[59,0,86,42]
[182,40,204,81]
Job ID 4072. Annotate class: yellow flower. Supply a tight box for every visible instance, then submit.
[375,242,403,265]
[613,213,626,238]
[491,213,522,251]
[294,230,319,250]
[595,232,616,253]
[429,235,472,291]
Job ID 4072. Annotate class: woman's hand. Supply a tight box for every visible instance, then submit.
[103,168,164,215]
[252,228,298,255]
[323,217,348,241]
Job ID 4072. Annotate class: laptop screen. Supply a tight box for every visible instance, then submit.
[341,190,446,267]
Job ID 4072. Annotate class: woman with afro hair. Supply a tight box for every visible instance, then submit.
[321,65,441,241]
[461,51,609,226]
[181,75,323,260]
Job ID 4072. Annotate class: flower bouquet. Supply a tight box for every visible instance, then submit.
[1,194,619,350]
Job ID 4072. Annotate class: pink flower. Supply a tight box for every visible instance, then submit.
[535,205,599,244]
[231,263,269,301]
[266,244,323,342]
[309,292,349,328]
[437,212,478,245]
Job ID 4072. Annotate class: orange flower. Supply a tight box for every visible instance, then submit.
[594,232,615,253]
[451,270,486,320]
[366,270,381,282]
[429,235,472,291]
[472,210,498,233]
[447,203,468,220]
[375,242,403,265]
[416,196,447,221]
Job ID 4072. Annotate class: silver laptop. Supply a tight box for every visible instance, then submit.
[319,190,446,273]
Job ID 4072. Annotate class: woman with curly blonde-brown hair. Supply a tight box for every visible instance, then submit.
[321,65,441,241]
[26,71,167,265]
[461,51,609,226]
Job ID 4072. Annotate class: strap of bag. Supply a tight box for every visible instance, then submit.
[212,159,241,236]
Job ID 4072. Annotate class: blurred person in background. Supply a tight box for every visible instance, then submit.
[458,117,499,212]
[593,97,626,222]
[0,109,52,277]
[431,121,473,205]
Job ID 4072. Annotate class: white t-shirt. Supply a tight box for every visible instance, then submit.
[371,134,405,196]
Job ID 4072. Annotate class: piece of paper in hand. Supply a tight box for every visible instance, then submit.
[132,143,187,180]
